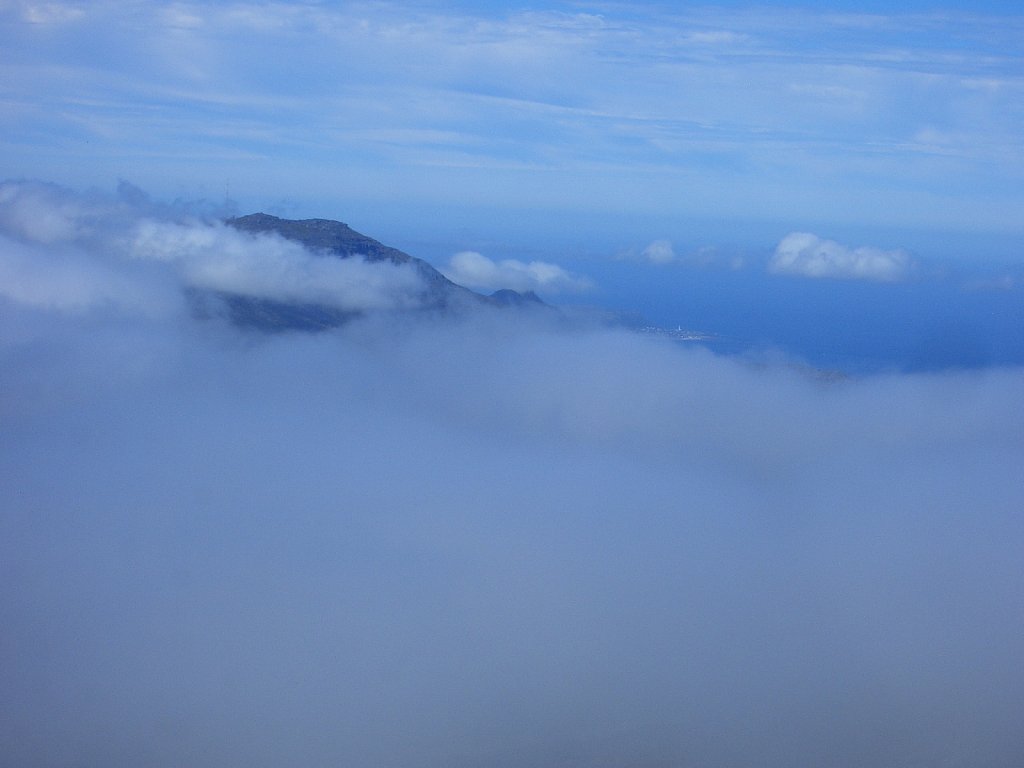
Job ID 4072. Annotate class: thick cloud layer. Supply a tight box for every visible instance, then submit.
[2,184,1023,767]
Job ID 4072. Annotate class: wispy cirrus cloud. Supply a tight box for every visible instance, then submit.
[1,3,1022,229]
[11,1,86,25]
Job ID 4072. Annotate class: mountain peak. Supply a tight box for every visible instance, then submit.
[219,212,487,330]
[226,212,411,265]
[217,213,553,331]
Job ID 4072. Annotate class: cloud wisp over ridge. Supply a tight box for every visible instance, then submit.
[1,181,1023,767]
[0,180,430,315]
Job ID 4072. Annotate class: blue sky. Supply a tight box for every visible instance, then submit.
[3,1,1021,231]
[2,0,1023,365]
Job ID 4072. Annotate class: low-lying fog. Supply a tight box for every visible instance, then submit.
[2,182,1022,767]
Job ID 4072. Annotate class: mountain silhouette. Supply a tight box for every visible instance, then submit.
[217,212,503,330]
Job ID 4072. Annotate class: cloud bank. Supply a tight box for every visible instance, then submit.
[442,249,591,294]
[0,181,428,314]
[2,182,1023,768]
[770,232,913,281]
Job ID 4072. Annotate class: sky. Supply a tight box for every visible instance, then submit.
[1,4,1024,764]
[2,1,1022,238]
[2,0,1023,368]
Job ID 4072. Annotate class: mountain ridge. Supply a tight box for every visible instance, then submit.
[218,212,546,330]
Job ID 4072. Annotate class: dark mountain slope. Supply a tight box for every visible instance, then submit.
[489,288,546,307]
[227,213,414,265]
[219,213,486,330]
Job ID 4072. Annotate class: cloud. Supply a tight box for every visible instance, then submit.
[6,3,1022,233]
[621,241,748,271]
[0,179,105,244]
[442,249,592,294]
[769,232,912,281]
[640,238,676,264]
[0,180,429,314]
[129,219,426,311]
[0,181,181,316]
[684,29,748,46]
[1,181,1023,767]
[16,1,86,25]
[963,273,1019,292]
[0,234,176,316]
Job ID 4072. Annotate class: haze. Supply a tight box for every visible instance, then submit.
[2,2,1024,766]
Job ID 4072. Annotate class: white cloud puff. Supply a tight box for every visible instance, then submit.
[640,239,676,264]
[130,219,426,311]
[443,250,592,294]
[769,232,912,281]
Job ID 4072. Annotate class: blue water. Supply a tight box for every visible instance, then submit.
[391,223,1022,375]
[560,260,1024,374]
